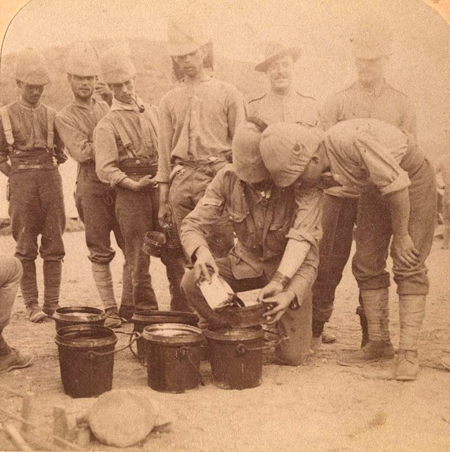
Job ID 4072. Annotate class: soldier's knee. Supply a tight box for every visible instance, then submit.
[181,269,197,298]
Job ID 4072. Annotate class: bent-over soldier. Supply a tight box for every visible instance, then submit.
[0,48,67,322]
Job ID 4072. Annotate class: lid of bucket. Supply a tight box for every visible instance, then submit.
[52,306,106,323]
[55,324,117,348]
[142,323,204,345]
[204,325,264,342]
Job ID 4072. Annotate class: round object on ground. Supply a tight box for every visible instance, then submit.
[88,389,156,447]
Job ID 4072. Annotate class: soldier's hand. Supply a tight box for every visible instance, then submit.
[95,81,113,105]
[134,175,156,191]
[262,291,296,325]
[392,234,420,268]
[194,246,218,283]
[158,201,172,227]
[257,280,283,302]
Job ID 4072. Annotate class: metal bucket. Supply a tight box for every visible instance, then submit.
[142,323,204,393]
[143,231,166,258]
[205,325,265,390]
[131,310,199,361]
[50,306,106,332]
[226,304,268,328]
[55,325,117,398]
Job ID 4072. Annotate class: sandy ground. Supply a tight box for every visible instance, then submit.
[0,230,450,452]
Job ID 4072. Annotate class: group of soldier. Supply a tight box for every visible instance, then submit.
[0,15,444,381]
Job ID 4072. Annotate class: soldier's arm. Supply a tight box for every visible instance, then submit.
[0,121,11,177]
[155,97,173,187]
[319,93,342,131]
[55,113,95,163]
[226,87,248,140]
[401,97,417,140]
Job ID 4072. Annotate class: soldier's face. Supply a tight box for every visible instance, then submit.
[299,146,328,186]
[17,82,44,106]
[355,56,388,86]
[174,48,205,78]
[109,78,136,104]
[68,75,96,100]
[266,56,295,94]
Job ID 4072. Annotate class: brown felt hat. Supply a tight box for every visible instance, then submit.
[255,42,301,72]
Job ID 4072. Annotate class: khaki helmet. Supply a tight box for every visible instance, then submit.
[14,47,50,85]
[100,47,136,84]
[66,41,100,76]
[167,13,210,57]
[351,20,392,59]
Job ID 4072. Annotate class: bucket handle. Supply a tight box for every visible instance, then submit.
[86,332,141,360]
[236,334,288,356]
[179,346,205,386]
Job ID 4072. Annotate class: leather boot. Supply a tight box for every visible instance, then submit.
[357,290,370,347]
[339,288,394,366]
[43,260,62,315]
[20,260,46,322]
[396,294,426,381]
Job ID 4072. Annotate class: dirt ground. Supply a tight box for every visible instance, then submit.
[0,230,449,452]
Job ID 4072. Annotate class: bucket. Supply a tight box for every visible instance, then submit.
[205,325,265,390]
[55,325,117,398]
[142,323,204,393]
[51,306,106,332]
[143,231,166,258]
[226,304,268,328]
[131,310,199,360]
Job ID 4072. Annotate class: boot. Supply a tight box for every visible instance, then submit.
[20,260,46,323]
[395,294,426,381]
[43,260,62,315]
[104,307,122,329]
[357,290,370,347]
[339,288,394,366]
[0,349,34,373]
[119,260,134,322]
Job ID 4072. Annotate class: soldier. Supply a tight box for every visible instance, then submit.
[261,119,436,380]
[248,41,319,127]
[55,42,133,327]
[180,120,322,366]
[0,256,34,372]
[311,20,418,350]
[157,14,247,259]
[0,48,67,322]
[94,47,188,313]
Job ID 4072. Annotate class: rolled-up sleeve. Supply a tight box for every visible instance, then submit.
[181,170,227,259]
[55,113,94,163]
[155,96,173,183]
[286,186,323,246]
[226,87,247,140]
[94,120,127,187]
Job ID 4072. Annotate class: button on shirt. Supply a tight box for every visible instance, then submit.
[181,165,321,294]
[324,118,413,196]
[248,91,319,126]
[55,98,109,164]
[156,77,247,183]
[94,98,159,187]
[0,101,64,163]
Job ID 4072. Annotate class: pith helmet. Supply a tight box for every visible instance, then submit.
[66,42,100,76]
[100,47,136,84]
[233,119,271,184]
[351,20,392,59]
[14,48,50,85]
[255,42,301,72]
[167,13,210,57]
[260,123,324,187]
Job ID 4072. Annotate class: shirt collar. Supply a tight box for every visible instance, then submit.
[72,97,98,110]
[17,98,42,110]
[110,96,145,113]
[356,79,387,98]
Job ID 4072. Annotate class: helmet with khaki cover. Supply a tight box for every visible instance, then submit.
[66,41,100,76]
[100,47,136,84]
[14,47,50,85]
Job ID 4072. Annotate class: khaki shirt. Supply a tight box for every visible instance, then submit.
[0,100,64,163]
[181,165,321,297]
[94,98,159,187]
[55,98,109,164]
[321,80,417,198]
[156,77,247,183]
[324,119,420,196]
[248,90,319,127]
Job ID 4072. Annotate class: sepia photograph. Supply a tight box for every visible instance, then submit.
[0,0,450,450]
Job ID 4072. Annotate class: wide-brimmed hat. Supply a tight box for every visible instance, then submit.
[100,47,136,84]
[351,20,392,59]
[255,42,301,72]
[66,41,100,77]
[14,48,50,85]
[233,120,271,184]
[260,123,324,187]
[167,13,210,57]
